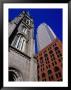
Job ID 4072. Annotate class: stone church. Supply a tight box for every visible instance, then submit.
[8,11,37,81]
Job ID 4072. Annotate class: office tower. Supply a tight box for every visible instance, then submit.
[8,11,37,81]
[36,23,62,81]
[37,23,56,52]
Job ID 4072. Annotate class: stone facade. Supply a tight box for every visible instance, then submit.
[8,11,37,81]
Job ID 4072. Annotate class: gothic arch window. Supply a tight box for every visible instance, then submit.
[12,35,26,52]
[9,67,23,81]
[12,35,19,47]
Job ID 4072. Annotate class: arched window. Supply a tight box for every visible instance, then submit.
[12,35,26,52]
[54,47,59,51]
[54,66,59,72]
[12,35,19,47]
[9,67,23,81]
[48,69,52,75]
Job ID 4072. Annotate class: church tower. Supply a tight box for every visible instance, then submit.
[8,11,37,81]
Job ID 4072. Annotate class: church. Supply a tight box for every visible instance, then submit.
[8,11,37,81]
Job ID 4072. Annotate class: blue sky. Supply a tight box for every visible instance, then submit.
[9,9,62,54]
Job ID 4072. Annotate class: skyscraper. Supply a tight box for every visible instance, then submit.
[8,11,37,81]
[37,23,56,52]
[36,23,62,81]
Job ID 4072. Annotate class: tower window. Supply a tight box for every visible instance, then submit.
[17,36,26,51]
[26,20,29,24]
[22,27,27,34]
[12,35,19,47]
[26,19,30,25]
[12,35,26,52]
[22,17,30,25]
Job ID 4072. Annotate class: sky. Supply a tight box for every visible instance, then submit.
[9,9,62,54]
